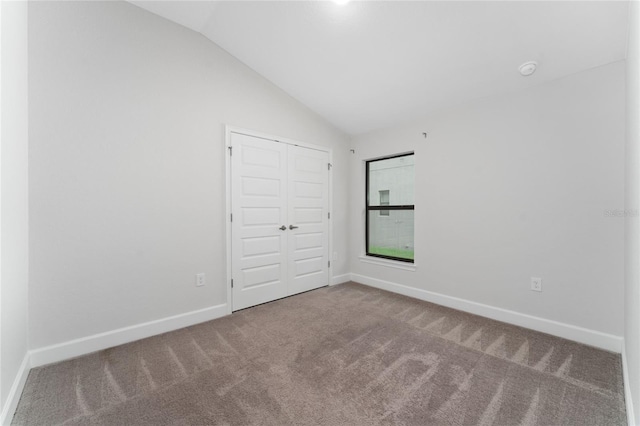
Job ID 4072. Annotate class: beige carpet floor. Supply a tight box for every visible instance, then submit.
[13,282,626,425]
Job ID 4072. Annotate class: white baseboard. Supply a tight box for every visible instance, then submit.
[351,274,623,353]
[0,353,30,426]
[623,342,637,426]
[30,304,228,368]
[331,273,352,286]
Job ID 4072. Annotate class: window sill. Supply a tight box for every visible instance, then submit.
[358,255,417,271]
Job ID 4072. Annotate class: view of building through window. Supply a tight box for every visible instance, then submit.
[379,190,390,216]
[366,153,414,262]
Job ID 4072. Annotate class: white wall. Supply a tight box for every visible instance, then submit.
[350,62,625,344]
[625,0,640,423]
[28,1,349,351]
[0,0,29,420]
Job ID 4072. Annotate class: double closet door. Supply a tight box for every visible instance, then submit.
[230,132,329,311]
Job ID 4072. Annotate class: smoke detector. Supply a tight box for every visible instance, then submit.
[519,61,538,76]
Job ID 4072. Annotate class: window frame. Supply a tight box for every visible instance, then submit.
[365,152,415,263]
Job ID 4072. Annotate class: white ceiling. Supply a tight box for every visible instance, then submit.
[129,1,630,135]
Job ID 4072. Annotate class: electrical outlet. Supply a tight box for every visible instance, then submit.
[196,273,205,287]
[531,277,542,292]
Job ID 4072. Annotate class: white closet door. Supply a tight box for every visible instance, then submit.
[230,132,329,311]
[231,133,288,311]
[287,145,329,295]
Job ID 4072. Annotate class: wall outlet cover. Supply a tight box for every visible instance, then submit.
[531,277,542,292]
[196,273,205,287]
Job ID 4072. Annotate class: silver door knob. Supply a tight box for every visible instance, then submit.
[279,225,287,231]
[289,225,299,230]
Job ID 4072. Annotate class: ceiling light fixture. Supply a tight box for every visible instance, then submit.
[333,0,351,5]
[518,61,538,76]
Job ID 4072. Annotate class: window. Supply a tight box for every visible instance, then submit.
[379,190,390,216]
[366,153,414,263]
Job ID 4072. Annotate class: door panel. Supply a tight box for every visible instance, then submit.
[287,146,329,295]
[231,133,288,310]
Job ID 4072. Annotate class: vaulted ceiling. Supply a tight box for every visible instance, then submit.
[129,1,629,135]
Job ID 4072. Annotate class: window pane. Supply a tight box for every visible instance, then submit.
[368,210,414,260]
[368,155,414,206]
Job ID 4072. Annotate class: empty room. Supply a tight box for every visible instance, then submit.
[1,0,639,424]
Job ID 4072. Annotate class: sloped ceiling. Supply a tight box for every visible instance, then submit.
[130,1,629,135]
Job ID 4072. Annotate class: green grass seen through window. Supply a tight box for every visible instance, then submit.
[369,247,414,260]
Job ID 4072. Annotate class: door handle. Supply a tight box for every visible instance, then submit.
[289,225,299,230]
[279,225,287,231]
